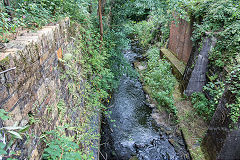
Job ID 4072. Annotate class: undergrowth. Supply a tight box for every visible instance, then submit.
[176,0,240,123]
[143,47,177,116]
[0,0,92,42]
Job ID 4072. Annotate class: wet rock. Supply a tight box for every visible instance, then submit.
[136,139,178,160]
[137,65,146,71]
[176,129,182,137]
[149,104,156,108]
[165,130,172,135]
[168,139,175,146]
[178,139,185,146]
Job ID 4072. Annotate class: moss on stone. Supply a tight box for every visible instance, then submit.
[0,56,10,67]
[174,81,208,160]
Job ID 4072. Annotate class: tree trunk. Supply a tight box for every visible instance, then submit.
[98,0,103,42]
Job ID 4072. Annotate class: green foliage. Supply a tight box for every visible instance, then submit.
[191,93,213,121]
[192,65,240,124]
[167,0,239,69]
[226,65,240,124]
[104,29,136,81]
[0,109,9,121]
[190,80,225,121]
[170,0,239,122]
[0,0,93,42]
[76,24,115,96]
[0,109,29,160]
[167,0,193,21]
[131,20,154,48]
[0,2,23,42]
[204,81,225,109]
[112,0,177,116]
[143,47,177,115]
[43,130,92,160]
[42,4,116,158]
[116,0,170,49]
[191,0,240,69]
[111,0,168,22]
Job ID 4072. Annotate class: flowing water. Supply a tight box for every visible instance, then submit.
[100,43,190,160]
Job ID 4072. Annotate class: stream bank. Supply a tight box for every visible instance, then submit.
[100,41,190,160]
[136,47,208,160]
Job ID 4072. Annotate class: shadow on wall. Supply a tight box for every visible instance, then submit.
[168,15,240,160]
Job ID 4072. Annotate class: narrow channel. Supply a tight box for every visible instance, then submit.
[100,41,190,160]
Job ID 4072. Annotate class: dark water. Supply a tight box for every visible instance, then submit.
[100,44,190,160]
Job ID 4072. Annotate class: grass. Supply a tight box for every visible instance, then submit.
[173,81,208,160]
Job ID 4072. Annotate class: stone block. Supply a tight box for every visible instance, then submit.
[17,75,35,96]
[36,83,47,104]
[25,60,39,79]
[22,102,33,117]
[3,93,18,111]
[0,85,8,103]
[168,15,193,63]
[9,105,23,125]
[40,51,50,65]
[0,74,5,84]
[0,52,13,68]
[0,17,89,160]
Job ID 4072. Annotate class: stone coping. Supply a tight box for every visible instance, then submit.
[160,48,186,79]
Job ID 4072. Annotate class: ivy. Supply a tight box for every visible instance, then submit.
[0,0,94,42]
[226,65,240,124]
[169,0,239,122]
[190,0,240,69]
[40,1,125,158]
[191,93,212,121]
[43,130,93,160]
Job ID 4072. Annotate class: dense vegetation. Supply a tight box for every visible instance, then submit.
[183,0,240,122]
[0,0,240,159]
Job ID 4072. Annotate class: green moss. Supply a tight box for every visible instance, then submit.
[6,83,12,88]
[0,56,10,67]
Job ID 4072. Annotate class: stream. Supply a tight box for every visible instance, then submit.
[100,42,190,160]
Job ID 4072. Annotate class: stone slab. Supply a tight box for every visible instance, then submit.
[160,48,186,79]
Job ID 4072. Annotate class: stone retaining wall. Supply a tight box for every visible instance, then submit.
[168,16,193,64]
[0,18,99,159]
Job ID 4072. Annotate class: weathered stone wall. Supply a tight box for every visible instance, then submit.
[184,36,216,96]
[168,16,193,63]
[202,88,240,160]
[0,18,100,159]
[168,12,240,160]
